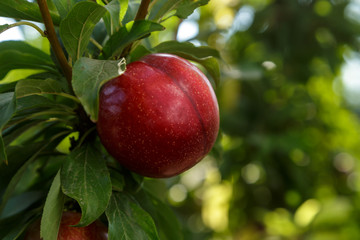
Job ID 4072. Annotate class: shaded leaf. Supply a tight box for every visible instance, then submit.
[175,0,209,19]
[61,142,112,227]
[0,143,46,191]
[152,41,221,86]
[0,191,44,219]
[129,44,152,62]
[72,57,123,121]
[149,0,209,21]
[0,131,68,214]
[0,82,17,93]
[0,210,37,240]
[0,92,16,163]
[0,41,56,80]
[41,170,65,240]
[15,79,79,102]
[152,40,220,59]
[135,190,183,240]
[60,2,107,61]
[102,20,165,59]
[103,0,121,35]
[121,1,139,25]
[109,170,125,192]
[148,0,183,21]
[106,192,159,240]
[53,0,80,19]
[0,0,61,25]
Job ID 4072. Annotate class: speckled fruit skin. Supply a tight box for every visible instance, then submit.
[97,53,219,178]
[24,212,108,240]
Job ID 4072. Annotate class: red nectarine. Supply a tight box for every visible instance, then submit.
[24,212,107,240]
[97,53,219,178]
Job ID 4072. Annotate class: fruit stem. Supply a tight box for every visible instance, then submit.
[120,0,151,58]
[37,0,73,93]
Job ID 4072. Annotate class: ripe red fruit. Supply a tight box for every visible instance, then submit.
[97,53,219,178]
[24,212,108,240]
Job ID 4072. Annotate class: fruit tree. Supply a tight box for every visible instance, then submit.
[0,0,220,239]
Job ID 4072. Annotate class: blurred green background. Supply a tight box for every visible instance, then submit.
[2,0,360,239]
[157,0,360,239]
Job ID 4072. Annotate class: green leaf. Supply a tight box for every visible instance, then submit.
[148,0,183,21]
[0,191,44,219]
[175,0,209,19]
[0,143,45,191]
[121,1,139,25]
[152,41,221,86]
[153,40,220,59]
[0,82,17,93]
[72,57,123,121]
[41,170,65,240]
[0,0,61,25]
[149,0,209,21]
[102,20,165,59]
[15,79,79,103]
[0,132,68,214]
[61,142,112,227]
[119,0,129,23]
[60,2,107,61]
[0,210,37,240]
[193,57,221,87]
[0,93,15,131]
[0,92,16,163]
[109,169,125,192]
[135,190,183,240]
[106,192,159,240]
[129,44,152,62]
[53,0,79,19]
[103,0,121,35]
[0,41,56,80]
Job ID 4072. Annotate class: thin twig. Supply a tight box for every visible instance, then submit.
[37,0,73,93]
[0,21,46,37]
[90,37,103,51]
[120,0,151,58]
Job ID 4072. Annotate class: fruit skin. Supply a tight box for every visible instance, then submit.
[24,212,108,240]
[97,53,219,178]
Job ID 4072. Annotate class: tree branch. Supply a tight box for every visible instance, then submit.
[37,0,73,93]
[120,0,151,58]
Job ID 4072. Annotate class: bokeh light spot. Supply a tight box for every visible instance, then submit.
[242,163,261,184]
[333,152,355,173]
[314,0,332,16]
[168,184,188,204]
[294,199,321,227]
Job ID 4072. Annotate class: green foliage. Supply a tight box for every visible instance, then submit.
[151,41,221,86]
[41,171,65,240]
[3,0,359,239]
[61,142,112,227]
[0,0,216,239]
[106,192,159,240]
[72,57,123,121]
[59,2,107,61]
[0,41,56,79]
[101,20,165,59]
[0,0,60,25]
